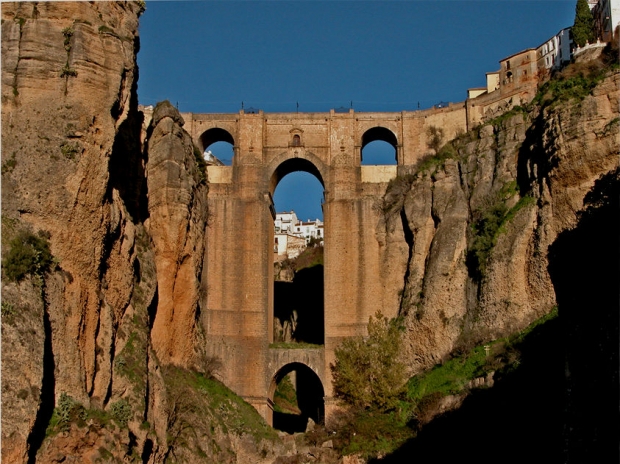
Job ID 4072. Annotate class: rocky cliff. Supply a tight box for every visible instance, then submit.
[378,67,619,374]
[1,3,279,463]
[1,2,618,463]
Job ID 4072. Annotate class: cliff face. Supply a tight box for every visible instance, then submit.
[379,71,619,373]
[2,2,144,461]
[0,3,275,463]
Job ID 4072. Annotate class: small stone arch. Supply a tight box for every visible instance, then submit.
[360,126,398,164]
[198,127,235,154]
[268,362,325,432]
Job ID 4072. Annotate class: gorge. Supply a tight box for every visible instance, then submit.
[1,2,618,463]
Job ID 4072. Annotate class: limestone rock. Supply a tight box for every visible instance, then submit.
[145,100,209,367]
[381,73,620,374]
[1,1,144,461]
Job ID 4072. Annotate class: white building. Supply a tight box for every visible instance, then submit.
[274,211,324,259]
[275,211,298,234]
[293,219,324,244]
[592,0,620,41]
[537,27,572,72]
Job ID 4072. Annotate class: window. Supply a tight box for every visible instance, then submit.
[292,134,301,147]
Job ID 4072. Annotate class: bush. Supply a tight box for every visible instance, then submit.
[110,399,132,427]
[331,311,406,411]
[3,230,55,282]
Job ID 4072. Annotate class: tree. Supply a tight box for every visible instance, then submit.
[426,125,444,154]
[573,0,595,47]
[330,311,406,411]
[2,230,54,282]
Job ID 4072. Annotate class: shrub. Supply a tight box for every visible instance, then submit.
[426,125,444,153]
[110,399,132,427]
[331,311,406,411]
[3,230,55,282]
[46,393,86,434]
[466,202,507,280]
[60,64,77,78]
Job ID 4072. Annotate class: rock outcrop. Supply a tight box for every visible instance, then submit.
[378,71,619,373]
[1,3,276,463]
[2,2,144,461]
[145,101,209,367]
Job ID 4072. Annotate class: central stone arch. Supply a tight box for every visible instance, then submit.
[268,154,326,346]
[267,151,327,195]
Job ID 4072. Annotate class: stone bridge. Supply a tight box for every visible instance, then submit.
[175,107,469,425]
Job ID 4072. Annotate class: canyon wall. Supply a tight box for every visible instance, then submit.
[1,2,618,462]
[378,71,619,373]
[1,3,277,463]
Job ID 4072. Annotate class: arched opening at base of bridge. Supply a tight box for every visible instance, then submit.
[271,158,325,346]
[269,363,325,434]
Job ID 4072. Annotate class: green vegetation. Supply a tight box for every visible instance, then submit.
[269,341,323,349]
[466,184,535,281]
[46,392,136,437]
[115,330,147,388]
[289,244,323,271]
[484,105,528,128]
[1,301,15,318]
[533,47,618,110]
[60,142,79,159]
[60,27,77,79]
[46,393,86,435]
[2,152,17,174]
[332,307,559,459]
[572,0,595,48]
[415,142,458,174]
[162,366,278,447]
[426,125,444,153]
[331,311,406,411]
[2,230,55,282]
[62,27,73,51]
[109,399,132,427]
[273,375,299,414]
[535,72,602,108]
[98,25,115,35]
[60,64,78,78]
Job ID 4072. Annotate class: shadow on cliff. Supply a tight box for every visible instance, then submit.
[372,168,619,464]
[274,264,324,345]
[547,168,619,463]
[370,313,564,464]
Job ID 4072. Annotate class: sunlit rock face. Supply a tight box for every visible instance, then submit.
[379,72,619,374]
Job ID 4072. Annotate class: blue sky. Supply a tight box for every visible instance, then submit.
[137,0,576,219]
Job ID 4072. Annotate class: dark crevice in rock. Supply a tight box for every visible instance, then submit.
[26,282,56,464]
[108,69,146,223]
[128,431,138,459]
[516,109,544,197]
[12,16,25,101]
[399,207,414,311]
[103,325,116,408]
[141,438,153,463]
[110,68,126,121]
[89,314,102,397]
[147,287,158,330]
